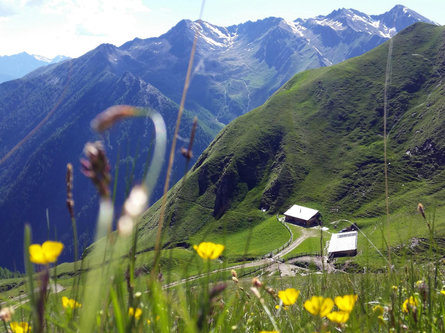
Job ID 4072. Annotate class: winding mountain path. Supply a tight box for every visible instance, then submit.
[1,282,65,310]
[163,225,321,289]
[272,228,319,259]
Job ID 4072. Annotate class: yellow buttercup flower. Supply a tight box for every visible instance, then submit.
[402,296,419,313]
[129,307,142,320]
[10,322,31,333]
[193,242,224,260]
[278,288,300,306]
[62,296,81,309]
[372,305,384,315]
[327,310,350,323]
[440,290,445,296]
[378,315,386,326]
[29,241,64,264]
[415,280,424,287]
[304,296,334,317]
[334,294,358,312]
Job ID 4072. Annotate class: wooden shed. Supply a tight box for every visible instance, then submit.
[283,204,321,227]
[327,231,358,257]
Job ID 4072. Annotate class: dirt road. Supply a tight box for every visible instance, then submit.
[164,225,322,289]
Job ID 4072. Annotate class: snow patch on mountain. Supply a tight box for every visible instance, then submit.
[32,54,51,62]
[193,21,236,49]
[279,19,307,37]
[313,18,346,31]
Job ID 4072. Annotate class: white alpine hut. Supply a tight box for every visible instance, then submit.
[327,231,358,257]
[283,204,321,227]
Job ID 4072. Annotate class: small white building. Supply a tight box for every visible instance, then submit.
[327,231,358,257]
[283,204,321,227]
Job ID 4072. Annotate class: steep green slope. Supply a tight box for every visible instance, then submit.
[137,23,445,251]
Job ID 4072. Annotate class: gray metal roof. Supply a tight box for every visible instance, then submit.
[327,231,358,253]
[283,204,319,221]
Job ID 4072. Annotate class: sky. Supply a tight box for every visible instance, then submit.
[0,0,443,59]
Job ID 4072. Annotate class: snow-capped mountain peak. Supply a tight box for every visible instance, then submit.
[192,20,237,49]
[32,54,51,62]
[278,19,307,37]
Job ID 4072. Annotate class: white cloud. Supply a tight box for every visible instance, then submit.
[0,0,153,57]
[51,0,151,48]
[0,0,18,17]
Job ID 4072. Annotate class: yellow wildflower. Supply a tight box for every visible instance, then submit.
[372,305,384,315]
[402,296,419,313]
[29,241,63,264]
[146,319,151,325]
[440,290,445,296]
[304,296,334,317]
[327,310,350,323]
[10,322,31,333]
[62,296,81,309]
[378,315,386,326]
[278,288,300,306]
[193,242,224,260]
[334,294,358,312]
[129,307,142,320]
[415,280,424,287]
[391,285,398,291]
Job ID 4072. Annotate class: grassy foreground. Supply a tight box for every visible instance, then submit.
[1,203,445,332]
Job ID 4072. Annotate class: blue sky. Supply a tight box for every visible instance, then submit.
[0,0,443,58]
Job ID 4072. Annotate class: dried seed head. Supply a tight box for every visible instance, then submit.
[91,105,137,132]
[232,276,239,284]
[81,141,111,198]
[0,307,14,321]
[209,283,227,299]
[66,163,75,218]
[417,203,426,220]
[180,116,198,161]
[252,277,262,288]
[231,269,238,278]
[266,287,275,296]
[180,147,193,159]
[83,141,100,158]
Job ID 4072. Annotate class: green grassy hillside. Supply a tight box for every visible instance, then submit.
[135,23,445,258]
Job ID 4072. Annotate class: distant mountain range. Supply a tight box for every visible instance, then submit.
[0,52,69,83]
[119,4,436,123]
[0,5,436,270]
